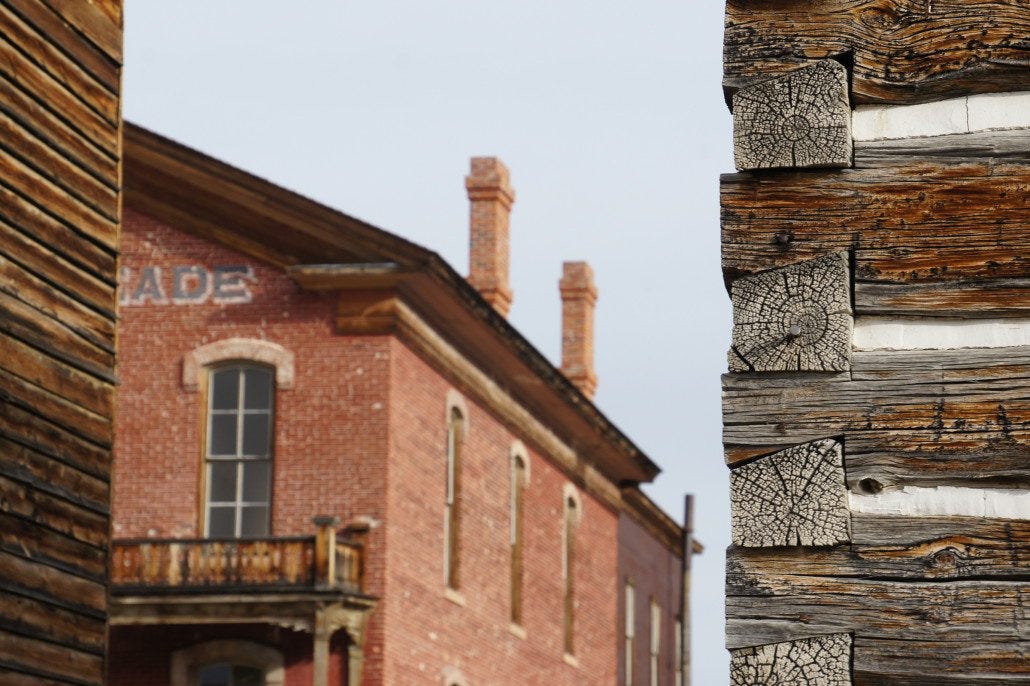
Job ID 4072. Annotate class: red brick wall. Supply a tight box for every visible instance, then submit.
[115,209,391,680]
[383,340,617,684]
[114,208,668,685]
[617,512,682,685]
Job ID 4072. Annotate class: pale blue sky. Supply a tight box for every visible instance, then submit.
[125,2,734,682]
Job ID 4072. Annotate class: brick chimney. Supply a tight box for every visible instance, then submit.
[466,157,515,317]
[559,261,598,399]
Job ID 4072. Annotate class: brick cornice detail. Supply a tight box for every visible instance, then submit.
[182,338,295,391]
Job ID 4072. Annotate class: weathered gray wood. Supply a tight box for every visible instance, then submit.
[733,60,851,171]
[726,575,1027,649]
[730,632,852,686]
[855,279,1030,319]
[720,153,1028,317]
[730,252,852,372]
[852,637,1030,685]
[731,439,851,547]
[723,347,1030,467]
[846,430,1030,491]
[855,129,1030,167]
[723,0,1030,106]
[731,517,1029,583]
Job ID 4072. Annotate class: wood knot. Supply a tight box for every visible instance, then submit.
[930,547,960,569]
[773,231,793,247]
[858,478,883,494]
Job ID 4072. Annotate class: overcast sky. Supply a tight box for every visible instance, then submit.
[125,2,734,681]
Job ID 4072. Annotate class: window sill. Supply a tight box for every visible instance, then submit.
[443,588,466,607]
[508,623,527,640]
[563,653,578,668]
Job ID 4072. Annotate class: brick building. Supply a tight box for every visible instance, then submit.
[107,124,698,686]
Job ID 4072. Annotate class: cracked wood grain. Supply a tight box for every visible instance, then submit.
[720,131,1030,318]
[733,60,852,171]
[722,347,1030,471]
[730,633,852,686]
[724,0,1030,106]
[730,252,852,373]
[730,439,851,547]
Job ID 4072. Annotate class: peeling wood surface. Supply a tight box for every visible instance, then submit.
[730,252,852,372]
[731,439,851,547]
[724,0,1030,106]
[721,134,1029,318]
[723,347,1030,476]
[732,60,852,171]
[0,1,119,683]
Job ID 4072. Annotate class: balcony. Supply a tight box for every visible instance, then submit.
[109,517,374,637]
[111,534,362,594]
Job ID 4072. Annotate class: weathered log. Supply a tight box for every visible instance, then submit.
[723,347,1030,467]
[724,0,1030,106]
[733,60,852,171]
[732,516,1029,582]
[855,129,1030,167]
[730,632,852,686]
[730,252,852,372]
[730,439,851,547]
[721,145,1029,317]
[1,0,120,91]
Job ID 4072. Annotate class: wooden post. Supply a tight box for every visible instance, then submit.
[313,515,340,588]
[680,494,694,686]
[312,607,330,686]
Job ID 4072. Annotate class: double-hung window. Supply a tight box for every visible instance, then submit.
[205,365,274,538]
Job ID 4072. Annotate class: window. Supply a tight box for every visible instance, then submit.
[510,447,527,625]
[205,365,274,538]
[624,581,635,684]
[562,489,579,656]
[169,640,283,686]
[444,406,465,589]
[198,664,264,686]
[650,600,661,686]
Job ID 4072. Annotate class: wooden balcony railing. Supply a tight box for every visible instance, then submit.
[112,518,363,594]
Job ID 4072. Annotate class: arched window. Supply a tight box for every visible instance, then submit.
[562,487,580,656]
[169,640,283,686]
[205,364,274,538]
[444,405,465,590]
[510,443,528,625]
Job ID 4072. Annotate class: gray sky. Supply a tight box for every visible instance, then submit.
[125,2,734,682]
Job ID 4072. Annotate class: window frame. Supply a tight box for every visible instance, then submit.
[201,362,276,539]
[625,580,635,685]
[562,485,581,657]
[650,598,661,686]
[443,395,467,591]
[510,441,529,626]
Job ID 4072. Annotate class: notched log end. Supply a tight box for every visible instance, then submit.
[730,438,852,547]
[733,60,853,172]
[730,633,853,686]
[730,251,853,373]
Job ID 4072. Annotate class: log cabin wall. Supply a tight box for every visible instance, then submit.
[720,3,1028,684]
[0,1,121,684]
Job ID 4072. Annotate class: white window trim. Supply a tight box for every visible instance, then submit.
[625,580,635,685]
[183,338,294,391]
[650,599,661,686]
[443,390,469,591]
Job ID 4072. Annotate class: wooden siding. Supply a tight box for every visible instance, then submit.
[0,1,120,685]
[723,0,1030,106]
[720,4,1027,684]
[721,130,1030,319]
